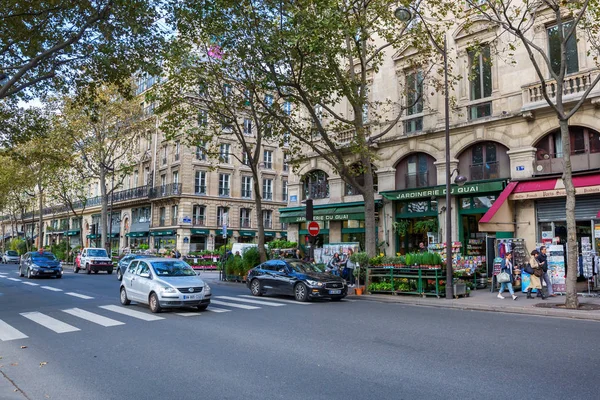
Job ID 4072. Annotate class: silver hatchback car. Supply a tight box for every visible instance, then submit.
[120,257,211,313]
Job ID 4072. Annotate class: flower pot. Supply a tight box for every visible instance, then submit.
[354,287,364,296]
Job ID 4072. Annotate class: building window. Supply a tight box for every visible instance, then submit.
[548,21,579,76]
[264,94,273,107]
[143,168,149,186]
[217,207,229,227]
[406,154,430,188]
[219,173,230,196]
[174,141,180,161]
[242,149,251,166]
[263,210,273,229]
[195,171,206,194]
[240,208,252,228]
[198,110,208,127]
[404,70,423,134]
[223,84,232,97]
[172,171,179,185]
[134,170,139,187]
[468,45,492,120]
[160,174,166,194]
[219,143,231,163]
[263,150,273,169]
[162,146,167,165]
[283,153,289,172]
[243,118,252,136]
[241,176,252,198]
[196,144,207,161]
[193,205,206,226]
[470,142,498,180]
[159,207,166,227]
[283,101,292,115]
[302,170,329,200]
[282,180,288,202]
[171,205,178,225]
[263,178,273,200]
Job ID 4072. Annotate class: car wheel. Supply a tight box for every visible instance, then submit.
[117,269,122,281]
[250,279,263,296]
[149,293,162,313]
[27,268,33,279]
[19,268,24,278]
[294,283,309,302]
[120,287,131,305]
[197,304,208,311]
[86,264,91,274]
[107,268,113,275]
[56,274,62,279]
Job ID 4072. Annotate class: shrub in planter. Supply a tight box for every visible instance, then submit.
[242,247,261,275]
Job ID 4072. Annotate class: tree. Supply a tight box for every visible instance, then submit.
[463,0,600,309]
[60,84,151,254]
[0,0,165,101]
[170,0,445,256]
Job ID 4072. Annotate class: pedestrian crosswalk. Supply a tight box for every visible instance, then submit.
[0,294,334,342]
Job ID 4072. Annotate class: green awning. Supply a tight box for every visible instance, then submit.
[280,231,287,237]
[150,230,175,236]
[66,230,80,236]
[87,234,99,239]
[215,229,234,236]
[239,231,256,237]
[191,229,209,235]
[278,210,306,223]
[126,231,149,238]
[109,233,120,238]
[264,231,277,237]
[380,179,506,201]
[280,205,365,223]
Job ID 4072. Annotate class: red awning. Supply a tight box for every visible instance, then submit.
[479,181,518,223]
[512,178,557,193]
[597,211,600,218]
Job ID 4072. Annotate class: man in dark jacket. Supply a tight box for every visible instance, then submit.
[537,246,555,297]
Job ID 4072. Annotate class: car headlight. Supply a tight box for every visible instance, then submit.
[306,280,324,287]
[31,264,40,270]
[161,287,178,294]
[204,284,211,294]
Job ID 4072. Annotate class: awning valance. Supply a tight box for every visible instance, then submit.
[239,231,256,237]
[264,231,276,237]
[66,230,80,236]
[191,229,209,235]
[87,234,99,239]
[126,231,149,238]
[510,174,600,200]
[279,203,367,223]
[381,180,506,201]
[150,230,175,236]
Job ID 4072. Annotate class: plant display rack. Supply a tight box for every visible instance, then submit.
[429,241,487,289]
[366,267,444,298]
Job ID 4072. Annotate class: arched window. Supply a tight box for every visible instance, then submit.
[345,164,378,195]
[395,153,436,190]
[302,170,329,199]
[534,126,600,174]
[458,141,509,181]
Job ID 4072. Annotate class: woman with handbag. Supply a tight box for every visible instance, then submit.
[525,250,546,300]
[497,252,518,300]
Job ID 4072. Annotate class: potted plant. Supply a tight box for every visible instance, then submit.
[349,251,369,295]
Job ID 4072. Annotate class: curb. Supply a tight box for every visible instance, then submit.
[349,294,600,322]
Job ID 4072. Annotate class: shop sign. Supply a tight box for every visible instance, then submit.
[511,184,600,200]
[288,213,363,223]
[381,181,505,201]
[290,195,298,203]
[181,216,192,224]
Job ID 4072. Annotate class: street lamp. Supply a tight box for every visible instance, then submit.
[394,7,466,299]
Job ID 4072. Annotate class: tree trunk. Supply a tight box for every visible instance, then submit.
[37,186,44,249]
[253,177,267,263]
[100,169,109,253]
[559,119,579,309]
[361,159,377,256]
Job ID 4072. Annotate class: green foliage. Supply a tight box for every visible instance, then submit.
[393,220,410,236]
[242,247,261,274]
[50,240,69,261]
[8,239,27,255]
[349,251,370,267]
[267,240,298,250]
[413,219,438,234]
[139,244,149,251]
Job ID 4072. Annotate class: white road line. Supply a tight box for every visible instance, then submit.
[175,312,202,317]
[65,292,94,300]
[0,320,28,341]
[206,307,231,313]
[20,312,80,333]
[99,305,165,321]
[40,286,63,292]
[7,278,21,282]
[209,300,260,310]
[62,308,124,327]
[239,295,312,305]
[215,296,285,307]
[22,282,39,286]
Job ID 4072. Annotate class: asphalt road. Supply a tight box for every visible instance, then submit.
[1,261,599,400]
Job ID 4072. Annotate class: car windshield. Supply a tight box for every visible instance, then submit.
[7,251,18,256]
[152,261,196,276]
[32,253,57,261]
[287,261,321,273]
[88,249,108,257]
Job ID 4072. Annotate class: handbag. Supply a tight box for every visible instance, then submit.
[497,271,511,283]
[533,268,544,278]
[524,264,534,275]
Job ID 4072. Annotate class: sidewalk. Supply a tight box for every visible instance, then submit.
[349,289,600,321]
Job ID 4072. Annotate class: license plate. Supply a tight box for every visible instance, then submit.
[329,290,341,295]
[183,294,199,300]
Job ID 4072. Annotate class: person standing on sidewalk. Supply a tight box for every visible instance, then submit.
[344,248,356,287]
[498,252,518,300]
[537,246,555,297]
[526,250,546,300]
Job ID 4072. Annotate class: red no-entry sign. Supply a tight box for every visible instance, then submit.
[308,221,320,237]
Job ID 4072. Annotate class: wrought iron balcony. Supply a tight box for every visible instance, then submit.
[192,217,206,226]
[149,183,182,199]
[534,151,600,175]
[469,162,499,181]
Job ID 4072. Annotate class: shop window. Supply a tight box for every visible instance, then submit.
[302,170,329,200]
[397,200,437,214]
[460,195,496,210]
[548,21,579,76]
[343,220,365,229]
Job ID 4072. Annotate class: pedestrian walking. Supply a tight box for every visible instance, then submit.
[326,253,341,276]
[525,250,546,300]
[497,252,518,300]
[537,246,555,297]
[344,248,356,287]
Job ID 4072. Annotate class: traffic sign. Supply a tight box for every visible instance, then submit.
[308,221,320,237]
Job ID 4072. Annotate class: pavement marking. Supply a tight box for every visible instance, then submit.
[22,282,39,286]
[7,278,21,282]
[0,319,29,341]
[20,312,80,333]
[41,286,63,292]
[206,307,231,313]
[215,296,285,307]
[210,300,260,310]
[175,312,202,317]
[65,292,94,300]
[99,305,165,321]
[62,308,124,327]
[239,295,312,305]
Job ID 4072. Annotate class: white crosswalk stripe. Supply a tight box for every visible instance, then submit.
[41,286,63,292]
[7,278,21,282]
[62,308,124,327]
[20,312,80,333]
[0,319,28,341]
[215,296,285,307]
[99,305,165,321]
[175,312,202,317]
[206,307,231,313]
[210,300,260,310]
[22,282,39,286]
[65,292,94,300]
[239,295,311,305]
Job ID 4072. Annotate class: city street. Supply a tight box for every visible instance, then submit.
[1,262,600,400]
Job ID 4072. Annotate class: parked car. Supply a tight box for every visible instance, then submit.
[19,251,63,279]
[77,247,113,274]
[2,250,20,264]
[120,258,211,313]
[116,254,151,281]
[246,259,347,302]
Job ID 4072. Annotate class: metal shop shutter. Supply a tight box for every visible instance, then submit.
[536,196,600,222]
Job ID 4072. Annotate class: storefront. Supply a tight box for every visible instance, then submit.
[214,229,234,250]
[190,229,209,251]
[264,231,276,243]
[66,230,81,248]
[238,230,256,243]
[150,230,176,251]
[86,234,101,248]
[126,231,149,249]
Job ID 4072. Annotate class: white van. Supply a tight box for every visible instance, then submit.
[231,243,259,255]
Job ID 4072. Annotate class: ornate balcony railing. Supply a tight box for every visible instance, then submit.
[522,69,600,109]
[149,183,182,199]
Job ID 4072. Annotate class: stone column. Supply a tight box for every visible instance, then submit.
[507,147,536,179]
[376,167,397,192]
